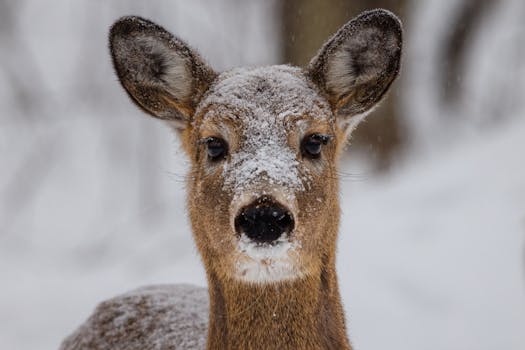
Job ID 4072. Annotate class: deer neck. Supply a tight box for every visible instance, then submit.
[205,259,351,350]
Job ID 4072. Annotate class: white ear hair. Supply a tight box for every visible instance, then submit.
[130,36,192,102]
[325,25,400,96]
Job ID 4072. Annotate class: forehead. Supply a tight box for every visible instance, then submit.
[195,65,332,126]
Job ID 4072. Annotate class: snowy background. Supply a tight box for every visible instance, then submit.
[1,0,524,349]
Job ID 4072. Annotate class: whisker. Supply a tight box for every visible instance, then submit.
[335,170,371,182]
[165,170,188,183]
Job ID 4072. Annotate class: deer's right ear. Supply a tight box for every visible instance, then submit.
[109,16,216,129]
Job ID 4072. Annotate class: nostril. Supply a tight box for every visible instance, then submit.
[235,200,294,244]
[267,208,293,234]
[275,211,293,230]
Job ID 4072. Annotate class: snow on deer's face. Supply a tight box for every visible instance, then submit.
[109,11,402,284]
[189,66,340,283]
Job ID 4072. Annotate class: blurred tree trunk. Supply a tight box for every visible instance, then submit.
[280,0,406,172]
[440,0,493,105]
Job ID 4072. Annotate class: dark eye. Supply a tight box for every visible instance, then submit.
[204,137,228,161]
[301,134,330,159]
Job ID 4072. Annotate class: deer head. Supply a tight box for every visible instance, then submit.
[109,10,401,286]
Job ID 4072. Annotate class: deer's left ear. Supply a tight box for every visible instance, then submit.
[307,9,402,135]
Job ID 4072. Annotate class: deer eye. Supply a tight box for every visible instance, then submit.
[203,137,228,161]
[301,134,330,159]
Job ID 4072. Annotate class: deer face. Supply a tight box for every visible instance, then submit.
[109,10,402,284]
[189,66,339,283]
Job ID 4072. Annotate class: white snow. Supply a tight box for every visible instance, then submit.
[339,117,525,350]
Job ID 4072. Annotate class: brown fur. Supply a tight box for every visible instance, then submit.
[61,9,402,350]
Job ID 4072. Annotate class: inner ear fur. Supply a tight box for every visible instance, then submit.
[109,16,216,126]
[307,9,402,121]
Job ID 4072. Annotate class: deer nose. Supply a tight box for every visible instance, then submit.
[235,197,295,244]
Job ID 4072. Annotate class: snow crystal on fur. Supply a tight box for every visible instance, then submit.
[59,284,208,350]
[196,65,332,197]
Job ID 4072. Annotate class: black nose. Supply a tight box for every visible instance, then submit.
[235,197,294,244]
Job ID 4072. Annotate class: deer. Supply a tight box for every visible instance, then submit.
[60,9,402,350]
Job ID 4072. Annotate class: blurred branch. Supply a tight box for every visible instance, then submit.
[0,135,58,236]
[0,0,58,121]
[440,0,493,105]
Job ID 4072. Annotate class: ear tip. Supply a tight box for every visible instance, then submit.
[356,8,403,37]
[360,8,401,21]
[109,16,159,43]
